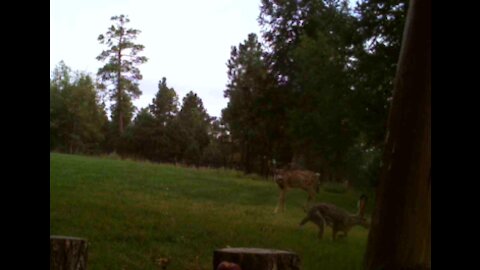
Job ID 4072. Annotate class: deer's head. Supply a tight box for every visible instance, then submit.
[272,168,284,181]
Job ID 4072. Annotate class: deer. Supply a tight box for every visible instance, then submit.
[299,202,370,240]
[273,168,321,213]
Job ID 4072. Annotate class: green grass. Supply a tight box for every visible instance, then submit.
[50,153,373,270]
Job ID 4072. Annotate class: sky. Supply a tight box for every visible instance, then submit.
[50,0,264,118]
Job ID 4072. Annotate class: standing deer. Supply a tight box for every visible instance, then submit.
[273,168,321,213]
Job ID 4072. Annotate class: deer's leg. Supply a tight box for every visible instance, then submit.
[305,209,325,240]
[310,211,326,240]
[304,189,316,211]
[316,214,326,240]
[332,229,338,241]
[274,189,286,213]
[332,224,346,240]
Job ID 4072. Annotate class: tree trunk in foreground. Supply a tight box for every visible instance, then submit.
[364,0,431,269]
[213,248,300,270]
[50,236,88,270]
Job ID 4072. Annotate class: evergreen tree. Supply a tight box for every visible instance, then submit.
[96,14,148,136]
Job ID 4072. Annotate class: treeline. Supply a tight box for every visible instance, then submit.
[50,64,232,167]
[50,0,408,187]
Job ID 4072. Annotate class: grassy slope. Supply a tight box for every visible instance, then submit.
[50,153,372,270]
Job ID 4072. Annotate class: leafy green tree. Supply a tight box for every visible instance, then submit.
[350,0,409,148]
[288,4,358,180]
[50,61,71,150]
[259,0,359,180]
[96,14,148,136]
[50,61,108,153]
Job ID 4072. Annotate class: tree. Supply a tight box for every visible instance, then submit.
[259,0,362,180]
[350,0,409,148]
[222,33,279,175]
[176,91,212,166]
[364,0,430,268]
[149,77,179,126]
[128,108,157,159]
[148,77,180,162]
[287,2,358,180]
[96,14,148,136]
[50,61,108,154]
[202,118,233,168]
[259,0,351,86]
[50,61,71,150]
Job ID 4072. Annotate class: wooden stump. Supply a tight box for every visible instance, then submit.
[213,248,301,270]
[50,235,88,270]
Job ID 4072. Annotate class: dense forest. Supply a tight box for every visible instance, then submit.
[50,0,408,188]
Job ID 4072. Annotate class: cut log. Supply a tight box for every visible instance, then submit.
[213,247,300,270]
[50,235,88,270]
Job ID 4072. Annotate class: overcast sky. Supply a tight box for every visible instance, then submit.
[50,0,263,118]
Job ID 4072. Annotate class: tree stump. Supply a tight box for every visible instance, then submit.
[50,235,88,270]
[213,248,301,270]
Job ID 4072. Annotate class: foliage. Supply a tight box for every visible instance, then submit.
[96,14,148,136]
[50,61,108,154]
[222,33,279,174]
[49,2,410,187]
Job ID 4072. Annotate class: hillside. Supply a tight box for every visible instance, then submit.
[50,153,371,270]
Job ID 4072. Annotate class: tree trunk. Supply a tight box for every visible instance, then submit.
[213,248,300,270]
[243,140,252,174]
[50,236,88,270]
[119,109,124,135]
[117,32,124,136]
[364,0,431,269]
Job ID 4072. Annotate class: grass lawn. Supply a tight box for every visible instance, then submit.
[50,153,373,270]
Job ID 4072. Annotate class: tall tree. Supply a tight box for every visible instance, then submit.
[222,33,277,174]
[176,91,211,166]
[351,0,409,148]
[287,1,358,179]
[259,0,360,179]
[149,77,179,162]
[364,0,430,268]
[259,0,351,86]
[96,14,148,135]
